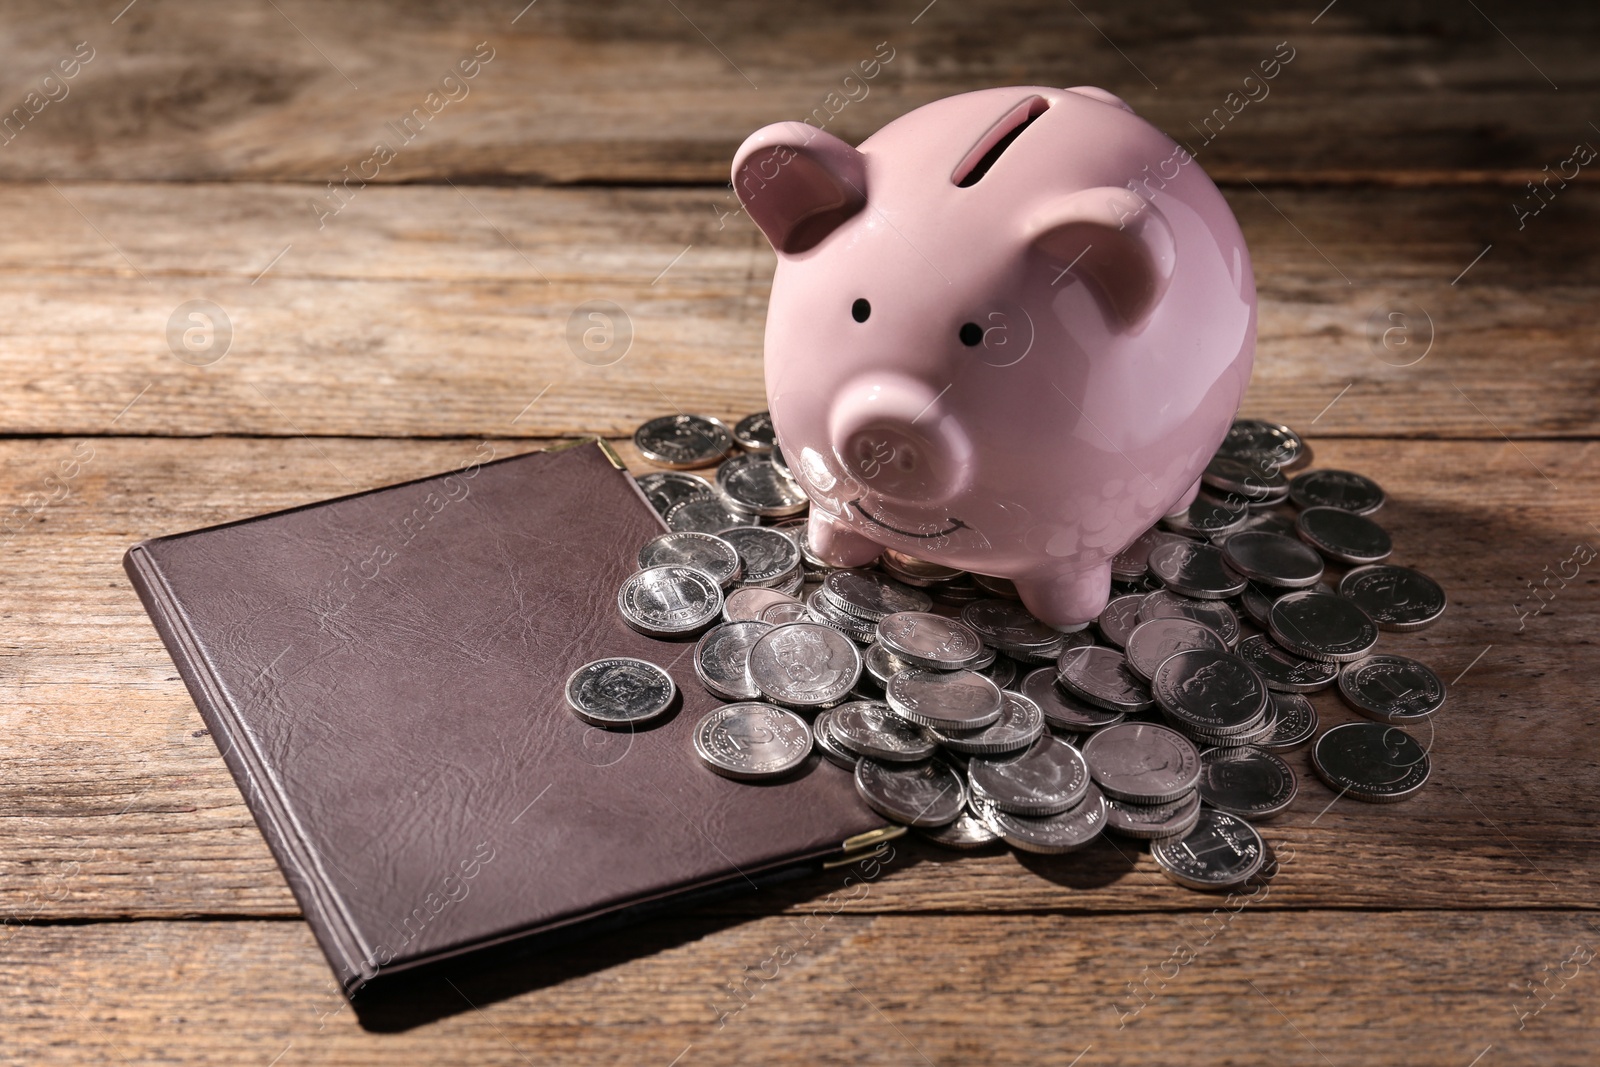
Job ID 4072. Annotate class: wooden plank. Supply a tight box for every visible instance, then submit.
[2,435,1596,919]
[0,0,1594,184]
[3,911,1595,1063]
[0,183,1595,438]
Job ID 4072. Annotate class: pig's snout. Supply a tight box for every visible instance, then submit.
[827,374,973,504]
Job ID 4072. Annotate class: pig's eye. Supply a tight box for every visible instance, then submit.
[959,322,983,347]
[852,298,871,323]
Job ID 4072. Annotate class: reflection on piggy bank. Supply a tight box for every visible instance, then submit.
[731,86,1256,629]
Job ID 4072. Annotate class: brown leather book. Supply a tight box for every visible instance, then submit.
[124,439,889,995]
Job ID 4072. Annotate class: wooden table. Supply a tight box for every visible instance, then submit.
[3,2,1596,1063]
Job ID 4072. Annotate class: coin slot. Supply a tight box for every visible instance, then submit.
[952,95,1050,188]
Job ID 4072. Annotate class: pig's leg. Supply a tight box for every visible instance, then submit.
[807,509,884,567]
[1165,477,1203,516]
[1014,564,1112,632]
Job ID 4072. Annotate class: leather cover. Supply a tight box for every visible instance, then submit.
[123,440,887,995]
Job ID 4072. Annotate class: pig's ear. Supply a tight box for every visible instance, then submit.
[1063,86,1136,114]
[732,122,867,255]
[1025,187,1175,329]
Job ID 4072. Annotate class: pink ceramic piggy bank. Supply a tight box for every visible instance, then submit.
[731,86,1256,629]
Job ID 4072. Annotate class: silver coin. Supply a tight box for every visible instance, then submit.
[1148,540,1248,599]
[715,452,809,518]
[1289,468,1385,514]
[1220,531,1325,590]
[1151,808,1266,890]
[812,710,860,770]
[823,569,932,622]
[916,808,1001,849]
[1111,528,1186,580]
[1236,633,1339,692]
[932,691,1047,757]
[617,565,723,637]
[855,757,967,827]
[724,586,801,623]
[1138,589,1241,647]
[863,641,912,687]
[693,620,773,701]
[1162,495,1250,537]
[1311,721,1430,803]
[634,413,734,470]
[1081,722,1202,803]
[1255,692,1319,751]
[1231,509,1299,539]
[637,531,742,588]
[880,548,964,587]
[885,668,1004,730]
[1152,648,1268,737]
[1105,791,1202,840]
[1268,591,1379,663]
[770,441,791,479]
[1338,654,1446,724]
[774,570,807,597]
[975,652,1017,689]
[806,589,879,642]
[959,598,1061,656]
[665,495,756,534]
[966,734,1089,814]
[1238,584,1274,628]
[977,784,1107,854]
[1296,506,1392,565]
[746,622,863,708]
[1197,746,1298,821]
[829,700,937,761]
[636,471,715,518]
[565,657,677,728]
[732,410,777,453]
[876,611,987,670]
[693,702,813,780]
[1202,454,1289,504]
[1096,594,1145,648]
[1216,418,1305,471]
[972,573,1021,598]
[1338,565,1447,632]
[758,600,811,625]
[1019,667,1124,731]
[718,525,804,586]
[1056,646,1154,713]
[1124,617,1228,682]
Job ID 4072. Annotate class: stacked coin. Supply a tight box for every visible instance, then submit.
[571,412,1452,892]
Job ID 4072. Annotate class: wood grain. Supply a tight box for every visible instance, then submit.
[0,0,1594,184]
[0,182,1595,438]
[3,435,1595,921]
[5,911,1596,1063]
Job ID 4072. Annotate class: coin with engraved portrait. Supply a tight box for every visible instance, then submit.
[1105,791,1202,840]
[876,611,987,670]
[634,413,734,469]
[565,657,677,728]
[1216,418,1306,471]
[1267,590,1379,662]
[828,700,937,761]
[1236,633,1339,692]
[1081,722,1201,804]
[617,564,723,637]
[1056,646,1154,714]
[732,410,777,453]
[693,703,813,780]
[967,734,1090,815]
[746,621,862,708]
[1148,539,1248,599]
[636,470,715,518]
[693,620,773,701]
[960,598,1062,656]
[1337,564,1447,632]
[716,452,809,518]
[1337,654,1446,724]
[1196,746,1298,822]
[854,757,967,827]
[1019,667,1124,731]
[1138,589,1241,647]
[824,569,932,621]
[1289,468,1385,514]
[1295,506,1392,565]
[1311,721,1430,803]
[723,586,801,623]
[930,691,1046,757]
[637,531,741,588]
[718,525,804,586]
[976,785,1107,854]
[1151,808,1265,889]
[885,667,1003,730]
[664,494,755,534]
[1152,648,1268,737]
[1124,616,1228,682]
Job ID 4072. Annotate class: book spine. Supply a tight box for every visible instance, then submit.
[122,543,374,995]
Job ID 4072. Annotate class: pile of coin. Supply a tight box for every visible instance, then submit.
[564,413,1449,893]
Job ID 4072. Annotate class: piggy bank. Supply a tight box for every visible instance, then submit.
[731,86,1256,629]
